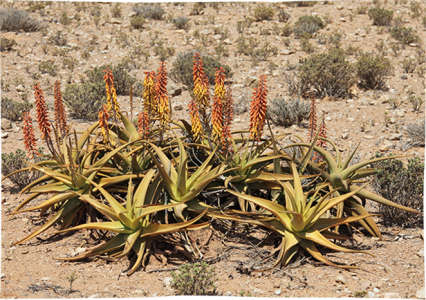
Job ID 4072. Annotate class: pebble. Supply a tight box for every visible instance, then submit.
[401,75,408,80]
[162,277,173,290]
[224,291,232,296]
[223,39,232,45]
[339,17,346,22]
[389,133,403,140]
[275,289,281,295]
[359,279,371,290]
[1,273,5,279]
[409,43,419,47]
[383,292,400,298]
[151,292,158,297]
[16,84,25,92]
[173,102,184,111]
[417,250,424,257]
[88,294,101,298]
[373,288,380,293]
[41,277,51,281]
[342,133,349,139]
[367,291,375,298]
[335,275,345,284]
[346,117,355,122]
[363,135,374,139]
[379,145,389,152]
[416,287,425,299]
[75,247,86,254]
[1,118,11,130]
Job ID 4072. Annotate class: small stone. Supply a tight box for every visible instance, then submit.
[272,70,280,77]
[16,84,25,92]
[346,117,355,122]
[1,274,5,279]
[342,133,349,139]
[75,247,86,254]
[337,5,344,10]
[222,38,232,45]
[88,294,101,298]
[133,290,146,295]
[174,29,185,34]
[389,118,397,124]
[224,291,232,296]
[200,28,213,35]
[151,292,158,297]
[409,43,418,47]
[275,289,281,295]
[168,83,182,97]
[417,250,424,257]
[416,287,425,299]
[21,249,29,254]
[361,99,370,106]
[396,111,405,117]
[335,275,345,284]
[401,75,408,80]
[12,123,20,133]
[373,288,380,293]
[281,49,295,55]
[325,117,332,121]
[363,135,374,139]
[340,17,346,22]
[1,118,12,130]
[389,133,403,140]
[162,277,173,290]
[173,102,184,111]
[383,292,400,298]
[379,145,389,152]
[359,280,371,290]
[367,291,375,298]
[253,289,265,295]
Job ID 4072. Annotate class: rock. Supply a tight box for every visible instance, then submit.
[174,29,186,34]
[109,18,122,24]
[363,135,374,139]
[273,282,280,288]
[340,17,346,22]
[12,123,20,133]
[224,291,232,296]
[342,133,349,139]
[396,111,405,117]
[409,43,419,47]
[41,277,51,281]
[151,292,158,297]
[133,290,146,295]
[1,118,11,130]
[275,289,281,295]
[222,38,232,45]
[162,277,173,290]
[416,287,425,299]
[389,133,403,140]
[244,76,258,87]
[200,28,213,35]
[272,70,280,77]
[361,99,370,106]
[88,294,101,298]
[335,275,345,284]
[383,292,400,298]
[1,274,5,279]
[253,289,265,295]
[16,84,25,92]
[379,145,389,152]
[367,291,375,298]
[373,288,380,293]
[280,49,295,55]
[401,75,408,80]
[346,117,355,122]
[359,280,371,290]
[389,118,397,124]
[213,34,222,40]
[168,83,182,97]
[75,247,86,254]
[1,132,8,139]
[417,250,424,257]
[337,5,344,10]
[173,102,184,111]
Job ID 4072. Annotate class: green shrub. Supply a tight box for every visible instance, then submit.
[110,3,122,18]
[287,1,317,7]
[48,30,67,46]
[294,15,325,38]
[170,50,232,89]
[62,82,105,120]
[401,57,418,73]
[390,26,421,45]
[60,11,71,26]
[370,153,424,227]
[405,119,425,147]
[133,3,165,20]
[62,57,79,72]
[355,51,393,90]
[2,148,44,190]
[0,37,17,51]
[172,16,190,30]
[300,37,315,53]
[409,94,423,112]
[252,5,275,21]
[277,9,290,23]
[190,2,205,15]
[38,60,58,76]
[1,97,33,121]
[130,16,145,29]
[0,8,43,32]
[170,262,218,296]
[298,48,355,98]
[268,95,310,127]
[368,7,393,26]
[84,63,138,96]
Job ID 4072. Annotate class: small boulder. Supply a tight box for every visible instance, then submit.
[1,118,11,130]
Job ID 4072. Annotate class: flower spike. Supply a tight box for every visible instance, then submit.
[155,61,170,125]
[189,98,203,142]
[211,67,226,142]
[103,68,121,121]
[221,84,234,152]
[34,83,51,141]
[22,112,38,160]
[193,52,210,108]
[143,71,157,117]
[138,111,150,140]
[53,80,67,138]
[249,75,268,141]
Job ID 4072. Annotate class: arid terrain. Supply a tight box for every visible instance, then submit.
[1,0,425,298]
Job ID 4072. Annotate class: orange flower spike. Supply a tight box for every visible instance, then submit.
[221,84,234,151]
[193,53,210,108]
[33,83,52,141]
[22,112,38,160]
[103,68,121,120]
[155,61,170,125]
[189,98,203,142]
[211,67,226,142]
[307,92,317,143]
[249,75,268,141]
[143,71,157,117]
[53,80,67,137]
[98,105,109,143]
[138,111,150,140]
[318,114,327,149]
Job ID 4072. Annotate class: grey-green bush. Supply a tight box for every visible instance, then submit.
[1,97,33,121]
[170,262,218,296]
[252,5,275,21]
[0,8,43,32]
[132,3,165,20]
[370,152,424,227]
[268,95,310,127]
[368,7,393,26]
[355,51,393,90]
[390,26,421,45]
[293,15,325,38]
[62,82,105,120]
[170,50,232,89]
[298,48,355,98]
